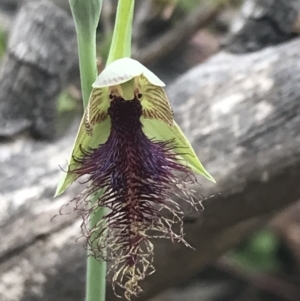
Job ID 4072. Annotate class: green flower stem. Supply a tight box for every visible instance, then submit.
[76,32,98,108]
[86,204,107,301]
[69,0,102,108]
[106,0,135,65]
[68,1,106,301]
[70,0,135,300]
[86,257,106,301]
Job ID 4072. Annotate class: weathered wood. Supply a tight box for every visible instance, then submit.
[224,0,300,53]
[2,0,300,300]
[0,0,70,11]
[0,0,77,139]
[133,1,222,66]
[2,31,300,300]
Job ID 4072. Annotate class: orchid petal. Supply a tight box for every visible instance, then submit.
[55,114,111,196]
[85,87,110,134]
[142,118,215,182]
[92,58,165,88]
[138,75,173,126]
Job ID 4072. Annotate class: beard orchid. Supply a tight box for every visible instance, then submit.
[56,57,214,299]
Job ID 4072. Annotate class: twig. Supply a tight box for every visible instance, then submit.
[133,2,225,65]
[216,257,300,301]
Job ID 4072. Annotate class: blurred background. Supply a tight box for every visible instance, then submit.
[1,0,300,301]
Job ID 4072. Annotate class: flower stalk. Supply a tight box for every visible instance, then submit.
[69,0,102,108]
[86,193,107,301]
[107,0,134,64]
[68,1,106,301]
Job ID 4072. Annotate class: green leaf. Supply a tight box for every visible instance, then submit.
[230,229,281,272]
[142,118,215,182]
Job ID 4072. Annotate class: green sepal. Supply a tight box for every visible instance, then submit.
[142,118,215,182]
[92,58,165,88]
[55,115,111,196]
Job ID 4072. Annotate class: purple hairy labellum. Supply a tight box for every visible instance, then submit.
[70,96,198,298]
[56,58,214,299]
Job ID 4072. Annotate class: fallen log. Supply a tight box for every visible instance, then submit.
[224,0,300,52]
[2,1,300,301]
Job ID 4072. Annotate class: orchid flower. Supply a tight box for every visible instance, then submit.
[57,0,214,299]
[56,57,214,298]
